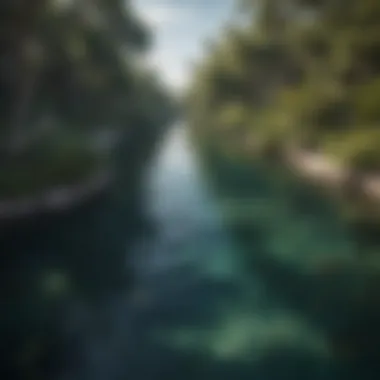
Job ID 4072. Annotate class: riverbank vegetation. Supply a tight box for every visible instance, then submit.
[188,0,380,174]
[0,1,176,379]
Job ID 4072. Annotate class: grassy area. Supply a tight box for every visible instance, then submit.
[0,135,105,200]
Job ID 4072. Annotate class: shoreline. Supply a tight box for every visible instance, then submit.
[284,148,380,202]
[0,168,113,222]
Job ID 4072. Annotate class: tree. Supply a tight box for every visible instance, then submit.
[188,0,380,170]
[0,0,175,197]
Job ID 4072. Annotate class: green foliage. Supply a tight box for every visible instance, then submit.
[0,136,102,198]
[217,103,249,129]
[188,0,380,171]
[323,129,380,172]
[0,0,175,200]
[353,78,380,123]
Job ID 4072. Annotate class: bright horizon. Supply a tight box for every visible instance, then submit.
[133,0,235,93]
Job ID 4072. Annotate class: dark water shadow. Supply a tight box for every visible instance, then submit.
[0,128,163,380]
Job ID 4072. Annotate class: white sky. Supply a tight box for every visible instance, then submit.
[133,0,235,92]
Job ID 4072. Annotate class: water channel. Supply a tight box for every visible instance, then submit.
[2,124,379,380]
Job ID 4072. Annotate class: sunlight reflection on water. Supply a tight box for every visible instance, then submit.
[76,124,364,380]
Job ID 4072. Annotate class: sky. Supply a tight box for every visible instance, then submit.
[133,0,236,92]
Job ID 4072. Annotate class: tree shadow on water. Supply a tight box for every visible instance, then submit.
[0,186,154,379]
[229,219,380,378]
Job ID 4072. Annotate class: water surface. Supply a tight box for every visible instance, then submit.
[75,125,361,380]
[3,125,376,380]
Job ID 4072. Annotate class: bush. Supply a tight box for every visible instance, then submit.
[0,135,104,199]
[353,78,380,123]
[323,129,380,172]
[216,103,249,130]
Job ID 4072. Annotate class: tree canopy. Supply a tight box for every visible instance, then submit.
[0,0,175,198]
[188,0,380,171]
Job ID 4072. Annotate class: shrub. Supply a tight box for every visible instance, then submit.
[353,78,380,123]
[323,129,380,172]
[0,134,104,199]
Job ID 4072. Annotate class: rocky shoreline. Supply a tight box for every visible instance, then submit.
[0,168,113,222]
[285,148,380,201]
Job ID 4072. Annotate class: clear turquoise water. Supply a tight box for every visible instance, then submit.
[85,126,357,380]
[2,125,378,379]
